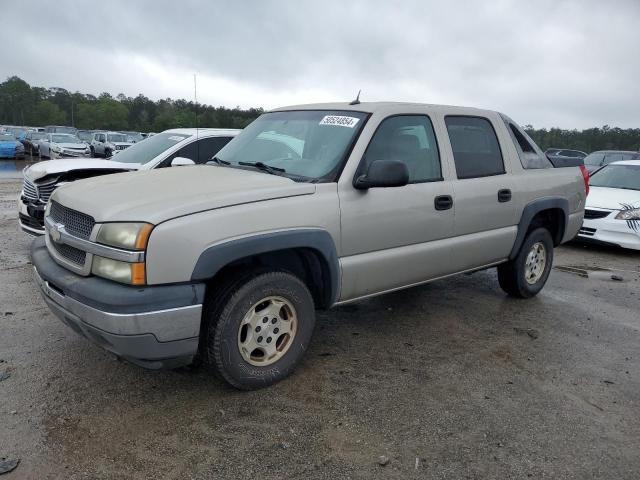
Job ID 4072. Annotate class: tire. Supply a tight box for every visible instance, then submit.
[90,146,95,157]
[105,148,112,158]
[202,270,316,390]
[498,227,554,298]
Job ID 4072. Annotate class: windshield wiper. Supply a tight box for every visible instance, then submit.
[208,156,230,166]
[238,161,286,175]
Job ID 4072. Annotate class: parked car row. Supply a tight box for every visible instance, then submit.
[544,147,640,173]
[0,124,151,159]
[23,101,590,390]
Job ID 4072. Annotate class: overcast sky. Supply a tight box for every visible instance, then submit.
[2,0,639,128]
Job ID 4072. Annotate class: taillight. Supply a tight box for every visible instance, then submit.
[579,164,589,197]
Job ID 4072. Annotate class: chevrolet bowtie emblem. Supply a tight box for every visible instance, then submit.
[49,223,63,243]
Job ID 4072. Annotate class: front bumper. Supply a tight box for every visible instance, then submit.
[577,213,640,250]
[30,237,206,369]
[18,195,45,235]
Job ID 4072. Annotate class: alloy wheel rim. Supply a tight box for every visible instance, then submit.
[237,296,298,366]
[524,242,547,285]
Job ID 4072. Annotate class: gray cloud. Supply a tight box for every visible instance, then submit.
[2,0,639,128]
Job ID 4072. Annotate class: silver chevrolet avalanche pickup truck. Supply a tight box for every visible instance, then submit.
[31,102,588,389]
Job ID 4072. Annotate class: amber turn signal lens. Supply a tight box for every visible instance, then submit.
[131,262,146,286]
[135,224,154,250]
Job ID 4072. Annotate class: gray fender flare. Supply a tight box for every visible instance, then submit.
[191,229,340,307]
[509,197,569,259]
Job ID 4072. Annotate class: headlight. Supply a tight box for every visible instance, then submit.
[51,145,61,152]
[85,148,90,154]
[616,208,640,220]
[91,256,146,285]
[96,222,153,250]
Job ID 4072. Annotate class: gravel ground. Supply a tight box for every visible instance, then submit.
[0,177,639,479]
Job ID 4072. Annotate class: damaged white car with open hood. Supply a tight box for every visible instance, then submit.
[18,128,239,234]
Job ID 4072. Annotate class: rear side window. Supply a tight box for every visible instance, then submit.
[506,122,551,169]
[445,116,505,179]
[361,115,442,183]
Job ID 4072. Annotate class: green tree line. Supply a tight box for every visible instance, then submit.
[1,75,639,152]
[0,76,262,132]
[524,125,640,153]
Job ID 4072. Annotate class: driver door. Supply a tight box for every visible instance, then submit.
[338,115,455,301]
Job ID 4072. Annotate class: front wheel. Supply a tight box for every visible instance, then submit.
[498,227,554,298]
[203,271,316,390]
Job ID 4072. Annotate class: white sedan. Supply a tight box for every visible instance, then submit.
[578,160,640,250]
[19,128,240,235]
[38,133,91,159]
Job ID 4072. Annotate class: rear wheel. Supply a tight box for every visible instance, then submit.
[498,227,554,298]
[202,271,316,390]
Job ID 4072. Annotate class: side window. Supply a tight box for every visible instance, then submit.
[175,141,198,161]
[506,122,551,169]
[360,115,442,183]
[196,136,234,164]
[445,116,505,179]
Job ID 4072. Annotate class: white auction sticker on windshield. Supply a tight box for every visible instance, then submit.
[319,115,360,128]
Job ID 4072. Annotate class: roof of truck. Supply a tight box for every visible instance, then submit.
[270,101,500,117]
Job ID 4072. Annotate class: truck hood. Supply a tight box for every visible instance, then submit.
[586,186,640,210]
[26,159,140,181]
[52,165,316,224]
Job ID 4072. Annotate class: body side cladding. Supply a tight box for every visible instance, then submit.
[509,197,569,259]
[191,229,340,307]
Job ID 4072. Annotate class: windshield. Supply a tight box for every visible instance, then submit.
[214,110,368,181]
[107,133,128,143]
[590,164,640,191]
[0,133,15,141]
[124,132,144,142]
[31,132,46,140]
[51,134,81,143]
[103,131,191,164]
[77,131,93,141]
[49,126,77,134]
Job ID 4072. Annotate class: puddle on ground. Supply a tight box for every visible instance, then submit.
[554,265,631,282]
[0,156,39,179]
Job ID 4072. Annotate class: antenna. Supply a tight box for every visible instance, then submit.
[349,90,361,105]
[194,73,199,161]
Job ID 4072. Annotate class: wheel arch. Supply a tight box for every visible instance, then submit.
[509,197,568,259]
[191,229,340,309]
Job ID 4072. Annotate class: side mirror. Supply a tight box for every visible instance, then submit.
[354,160,409,190]
[171,156,196,167]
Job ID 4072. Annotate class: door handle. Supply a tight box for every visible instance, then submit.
[498,189,512,203]
[434,195,453,211]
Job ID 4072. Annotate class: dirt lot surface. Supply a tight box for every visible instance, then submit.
[1,177,639,479]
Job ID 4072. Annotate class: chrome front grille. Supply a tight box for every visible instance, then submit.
[37,183,57,202]
[22,178,38,201]
[22,178,58,202]
[49,201,95,240]
[51,240,87,265]
[116,144,130,150]
[584,209,611,220]
[579,226,596,237]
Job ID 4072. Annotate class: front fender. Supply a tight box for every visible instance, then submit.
[191,229,340,306]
